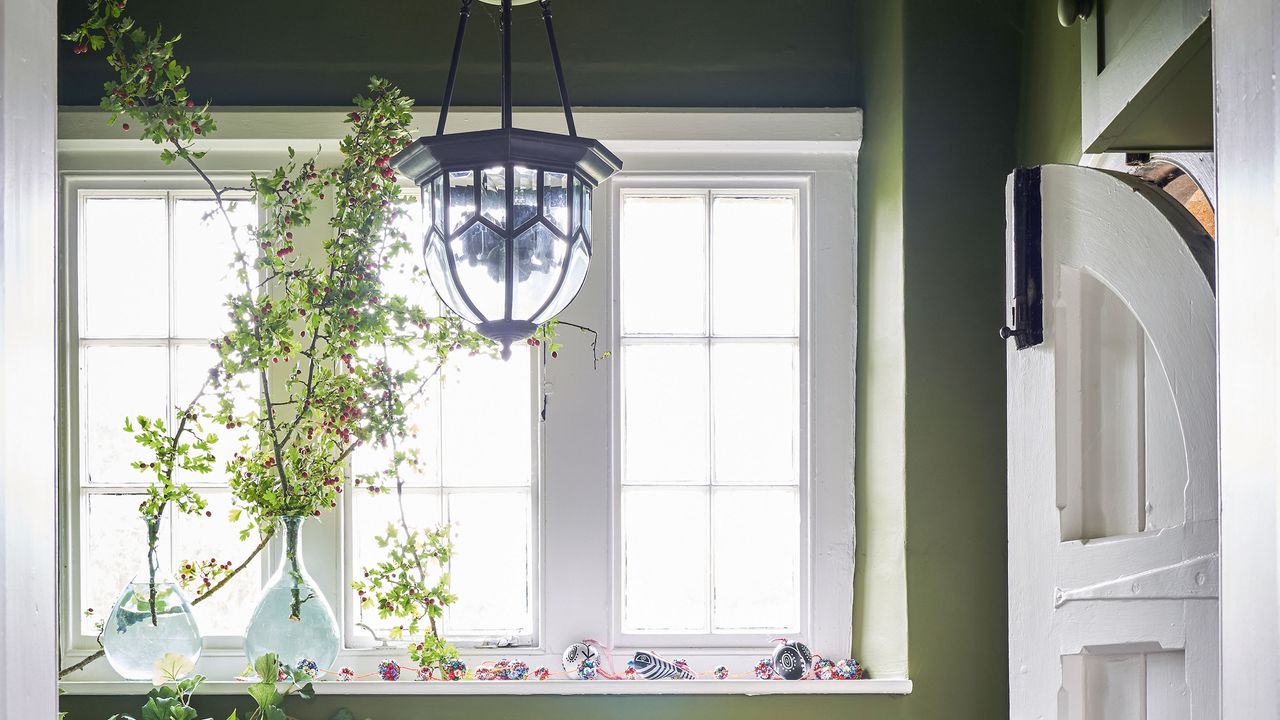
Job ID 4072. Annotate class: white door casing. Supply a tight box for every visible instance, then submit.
[1007,165,1217,719]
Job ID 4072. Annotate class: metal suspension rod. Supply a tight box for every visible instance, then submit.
[539,0,577,137]
[500,0,514,130]
[436,0,474,136]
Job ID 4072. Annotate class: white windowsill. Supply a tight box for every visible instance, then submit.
[59,677,912,696]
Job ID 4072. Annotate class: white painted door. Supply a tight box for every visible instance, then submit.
[1006,164,1217,720]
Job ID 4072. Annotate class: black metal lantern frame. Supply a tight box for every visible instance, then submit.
[393,0,622,359]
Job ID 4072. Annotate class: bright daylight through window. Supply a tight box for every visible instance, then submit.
[618,191,802,636]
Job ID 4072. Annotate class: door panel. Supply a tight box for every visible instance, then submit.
[1007,164,1217,720]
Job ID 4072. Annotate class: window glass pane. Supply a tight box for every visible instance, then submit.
[712,487,799,630]
[172,492,262,636]
[172,198,255,339]
[446,490,531,634]
[622,342,709,485]
[352,344,440,488]
[622,486,709,632]
[350,489,443,633]
[173,344,258,486]
[711,195,798,336]
[620,195,707,335]
[440,347,533,487]
[382,200,440,317]
[83,345,169,485]
[82,198,168,337]
[82,493,149,634]
[712,342,799,485]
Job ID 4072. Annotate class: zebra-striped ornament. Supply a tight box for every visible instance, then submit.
[631,651,697,680]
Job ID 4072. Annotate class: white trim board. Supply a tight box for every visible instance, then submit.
[58,107,863,156]
[0,0,59,717]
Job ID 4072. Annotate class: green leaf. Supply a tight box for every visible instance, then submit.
[297,681,315,700]
[245,682,280,711]
[252,653,279,683]
[263,707,287,720]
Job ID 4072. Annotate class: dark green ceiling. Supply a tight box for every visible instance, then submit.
[58,0,860,108]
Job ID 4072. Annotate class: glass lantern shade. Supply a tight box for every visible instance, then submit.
[394,128,621,358]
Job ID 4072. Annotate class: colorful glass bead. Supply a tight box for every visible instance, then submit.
[713,665,730,680]
[338,667,355,682]
[475,666,494,681]
[377,660,400,681]
[533,666,551,681]
[578,658,599,680]
[416,666,434,681]
[812,657,837,680]
[444,658,467,681]
[507,660,530,681]
[295,658,319,679]
[754,659,775,680]
[834,658,865,680]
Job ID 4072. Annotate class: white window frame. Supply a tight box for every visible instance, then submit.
[608,178,812,648]
[57,110,892,694]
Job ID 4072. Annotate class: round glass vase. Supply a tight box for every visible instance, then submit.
[244,515,340,672]
[101,515,203,680]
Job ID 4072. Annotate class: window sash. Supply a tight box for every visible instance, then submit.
[610,179,814,648]
[64,183,266,651]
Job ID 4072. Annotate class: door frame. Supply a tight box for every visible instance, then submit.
[0,0,59,716]
[1214,1,1280,718]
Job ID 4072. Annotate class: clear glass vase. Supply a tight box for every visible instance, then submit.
[101,515,203,680]
[244,515,340,672]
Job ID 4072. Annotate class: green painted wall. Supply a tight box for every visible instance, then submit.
[60,0,1025,717]
[58,0,859,108]
[1018,0,1083,165]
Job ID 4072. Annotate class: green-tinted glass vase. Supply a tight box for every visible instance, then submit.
[101,515,203,680]
[244,515,340,672]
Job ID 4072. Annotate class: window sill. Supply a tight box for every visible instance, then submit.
[59,678,912,697]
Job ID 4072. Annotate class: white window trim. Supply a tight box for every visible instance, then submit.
[57,109,900,695]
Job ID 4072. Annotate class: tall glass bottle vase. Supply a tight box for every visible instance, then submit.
[101,515,203,680]
[244,515,340,672]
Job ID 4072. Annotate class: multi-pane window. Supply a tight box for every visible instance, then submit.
[73,191,262,639]
[347,206,539,644]
[617,190,803,635]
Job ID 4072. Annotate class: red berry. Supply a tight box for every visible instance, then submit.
[121,123,130,131]
[185,99,195,108]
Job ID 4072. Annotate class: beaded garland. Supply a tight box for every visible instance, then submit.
[244,650,866,682]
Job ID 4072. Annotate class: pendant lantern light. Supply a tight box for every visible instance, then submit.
[393,0,622,359]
